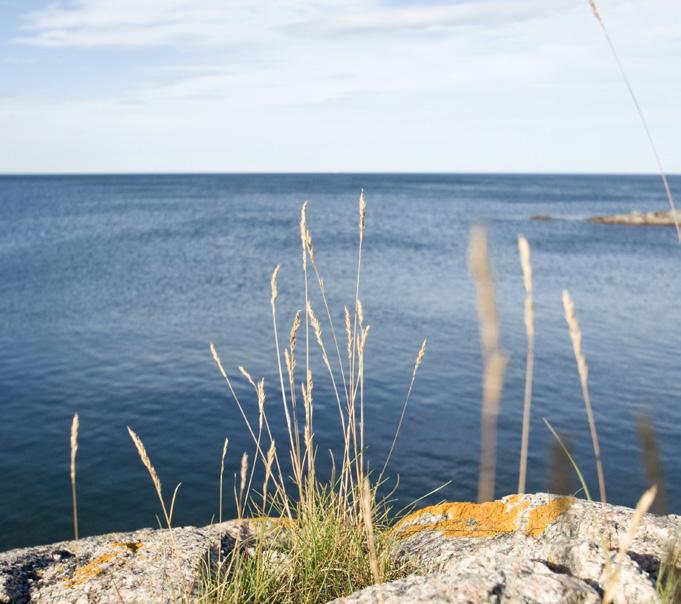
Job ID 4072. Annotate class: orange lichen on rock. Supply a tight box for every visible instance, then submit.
[67,551,120,586]
[67,541,143,587]
[524,497,573,537]
[396,495,574,540]
[112,541,143,553]
[396,497,530,539]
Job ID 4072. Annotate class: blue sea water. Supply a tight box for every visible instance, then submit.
[1,173,680,551]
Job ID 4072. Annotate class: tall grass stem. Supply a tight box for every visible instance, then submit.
[469,228,508,502]
[70,413,79,541]
[562,289,607,503]
[517,235,535,494]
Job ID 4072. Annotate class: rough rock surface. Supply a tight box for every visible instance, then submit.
[2,494,679,603]
[333,493,681,604]
[590,209,681,226]
[0,520,252,603]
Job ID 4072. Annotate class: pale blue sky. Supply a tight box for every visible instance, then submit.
[1,0,680,173]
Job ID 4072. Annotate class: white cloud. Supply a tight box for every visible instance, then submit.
[3,0,681,172]
[18,0,581,48]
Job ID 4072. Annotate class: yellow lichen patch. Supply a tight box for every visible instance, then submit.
[112,541,143,554]
[67,551,120,587]
[524,497,573,537]
[66,541,142,587]
[395,498,530,539]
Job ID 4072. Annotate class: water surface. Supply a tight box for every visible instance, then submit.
[1,173,679,551]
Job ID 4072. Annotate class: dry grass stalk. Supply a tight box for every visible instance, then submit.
[211,343,292,518]
[344,305,352,368]
[360,477,383,604]
[238,365,256,388]
[300,202,311,384]
[271,265,300,478]
[211,345,263,460]
[302,207,350,402]
[379,338,427,483]
[302,368,315,483]
[478,351,508,503]
[469,228,508,503]
[263,441,276,510]
[287,310,302,442]
[70,413,79,541]
[307,301,346,439]
[517,235,535,494]
[587,0,681,241]
[237,452,249,518]
[359,189,367,242]
[289,310,301,357]
[350,192,366,419]
[562,289,607,503]
[127,427,172,528]
[548,437,572,496]
[638,416,668,515]
[347,324,371,489]
[603,485,657,604]
[219,437,229,523]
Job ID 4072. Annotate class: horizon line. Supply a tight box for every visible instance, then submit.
[0,171,679,177]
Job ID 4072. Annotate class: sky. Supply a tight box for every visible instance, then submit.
[1,0,680,174]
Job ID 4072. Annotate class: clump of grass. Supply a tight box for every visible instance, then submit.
[201,193,420,604]
[200,481,402,604]
[657,539,681,604]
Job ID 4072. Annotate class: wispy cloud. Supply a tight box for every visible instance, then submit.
[18,0,578,48]
[3,0,681,172]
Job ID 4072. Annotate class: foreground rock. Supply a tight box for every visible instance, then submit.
[590,210,681,226]
[2,494,679,603]
[0,520,253,604]
[335,493,681,604]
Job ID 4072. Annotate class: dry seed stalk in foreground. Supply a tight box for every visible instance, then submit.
[361,477,383,604]
[219,437,229,523]
[562,289,607,503]
[379,338,427,483]
[517,235,535,495]
[469,228,508,503]
[237,452,249,518]
[127,426,175,529]
[602,485,657,604]
[638,416,667,515]
[70,413,79,541]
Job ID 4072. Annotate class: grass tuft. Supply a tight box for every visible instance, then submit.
[200,193,421,603]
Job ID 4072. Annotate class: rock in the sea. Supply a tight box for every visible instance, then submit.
[333,493,681,604]
[590,210,681,226]
[1,494,679,603]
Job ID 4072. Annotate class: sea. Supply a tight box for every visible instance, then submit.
[1,173,679,551]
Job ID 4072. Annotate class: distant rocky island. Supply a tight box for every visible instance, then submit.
[532,209,681,226]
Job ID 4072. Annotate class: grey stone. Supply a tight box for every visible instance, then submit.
[332,493,681,604]
[0,520,251,604]
[2,494,679,603]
